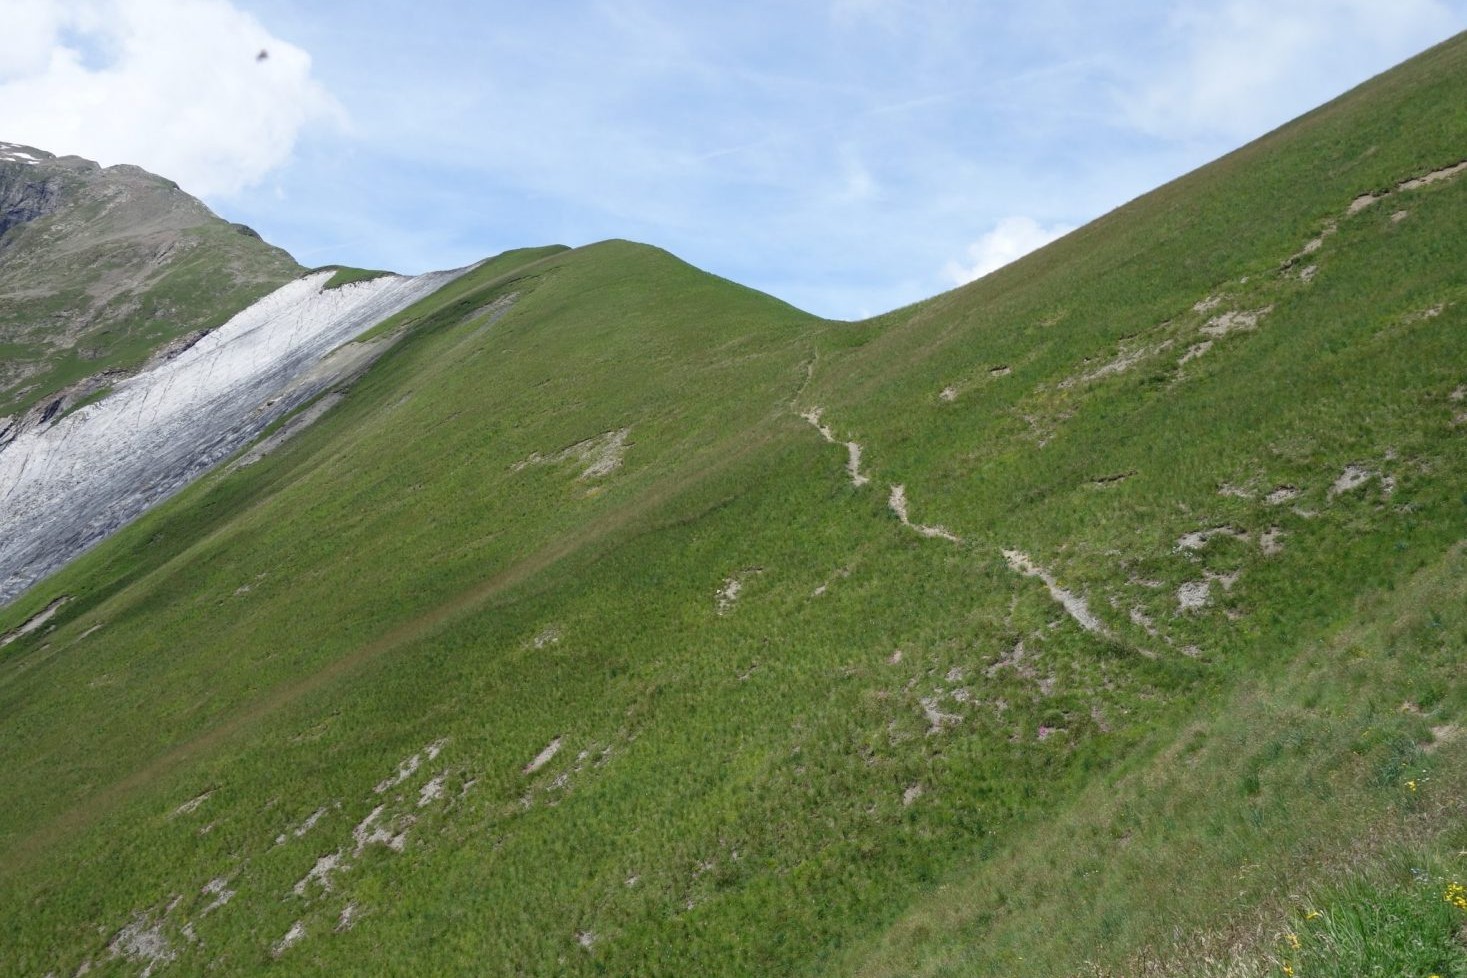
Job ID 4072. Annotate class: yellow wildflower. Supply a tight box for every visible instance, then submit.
[1285,933,1301,950]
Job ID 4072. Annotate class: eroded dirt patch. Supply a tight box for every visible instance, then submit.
[514,428,631,481]
[524,737,562,774]
[1399,159,1467,190]
[109,915,175,977]
[1,594,69,646]
[1004,550,1109,636]
[801,407,870,487]
[1329,464,1376,497]
[889,485,960,542]
[1200,306,1273,337]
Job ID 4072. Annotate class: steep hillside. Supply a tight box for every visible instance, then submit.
[0,34,1464,978]
[0,264,468,604]
[0,142,301,443]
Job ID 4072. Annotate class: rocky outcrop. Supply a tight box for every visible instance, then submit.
[0,266,466,605]
[0,141,301,424]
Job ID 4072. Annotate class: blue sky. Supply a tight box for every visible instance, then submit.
[3,1,1465,319]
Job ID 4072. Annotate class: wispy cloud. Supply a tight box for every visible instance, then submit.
[1124,0,1462,140]
[22,0,1462,319]
[943,216,1075,285]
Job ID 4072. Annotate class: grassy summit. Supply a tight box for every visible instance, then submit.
[1,33,1465,978]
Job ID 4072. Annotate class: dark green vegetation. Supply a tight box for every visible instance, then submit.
[2,35,1466,978]
[0,148,300,423]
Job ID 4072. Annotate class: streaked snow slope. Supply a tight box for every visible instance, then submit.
[0,267,464,605]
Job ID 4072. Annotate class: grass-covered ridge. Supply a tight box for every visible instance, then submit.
[0,33,1465,978]
[314,265,394,290]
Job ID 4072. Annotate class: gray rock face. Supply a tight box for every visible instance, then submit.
[0,267,464,605]
[0,163,64,238]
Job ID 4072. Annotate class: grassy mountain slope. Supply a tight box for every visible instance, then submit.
[1,35,1465,978]
[0,144,301,428]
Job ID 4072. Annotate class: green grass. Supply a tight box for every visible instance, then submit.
[1272,863,1467,978]
[314,265,394,290]
[0,32,1465,978]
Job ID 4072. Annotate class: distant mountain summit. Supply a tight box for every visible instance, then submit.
[0,142,468,606]
[0,141,300,447]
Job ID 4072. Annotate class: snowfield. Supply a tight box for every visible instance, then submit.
[0,267,463,605]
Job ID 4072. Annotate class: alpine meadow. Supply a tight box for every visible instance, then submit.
[2,28,1467,978]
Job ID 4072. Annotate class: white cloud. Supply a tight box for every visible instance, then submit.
[1127,0,1462,140]
[0,0,340,197]
[943,215,1074,285]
